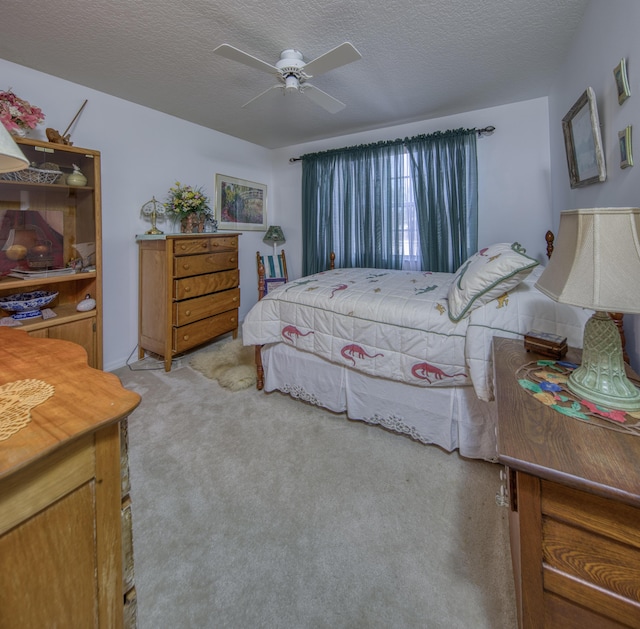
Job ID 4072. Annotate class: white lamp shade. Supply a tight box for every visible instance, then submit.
[0,124,29,173]
[535,208,640,314]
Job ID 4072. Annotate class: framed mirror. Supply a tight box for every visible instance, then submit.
[561,87,607,188]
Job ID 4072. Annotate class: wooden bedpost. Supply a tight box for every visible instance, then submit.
[545,230,554,259]
[330,252,335,270]
[255,251,266,389]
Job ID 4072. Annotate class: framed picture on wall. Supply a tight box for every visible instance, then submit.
[614,58,631,105]
[619,126,633,168]
[215,174,267,231]
[561,87,607,188]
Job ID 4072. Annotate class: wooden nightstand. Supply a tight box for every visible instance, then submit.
[494,337,640,629]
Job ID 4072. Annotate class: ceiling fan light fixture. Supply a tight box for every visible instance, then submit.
[284,75,299,92]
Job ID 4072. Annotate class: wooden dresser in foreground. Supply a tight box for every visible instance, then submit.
[0,328,141,628]
[494,337,640,629]
[137,233,241,371]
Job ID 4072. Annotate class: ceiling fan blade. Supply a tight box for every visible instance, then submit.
[241,84,284,108]
[302,84,346,114]
[213,44,278,75]
[303,42,362,77]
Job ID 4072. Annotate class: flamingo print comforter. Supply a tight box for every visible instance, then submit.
[242,266,588,402]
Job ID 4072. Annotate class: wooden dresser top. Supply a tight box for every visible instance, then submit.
[494,336,640,509]
[0,328,140,479]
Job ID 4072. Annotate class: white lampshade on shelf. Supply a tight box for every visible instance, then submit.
[0,124,29,173]
[535,207,640,411]
[263,225,286,256]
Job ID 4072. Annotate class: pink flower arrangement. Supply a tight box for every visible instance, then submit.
[0,90,45,134]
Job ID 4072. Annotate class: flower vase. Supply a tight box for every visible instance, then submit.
[180,214,206,233]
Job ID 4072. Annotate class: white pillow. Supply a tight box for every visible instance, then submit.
[447,242,539,322]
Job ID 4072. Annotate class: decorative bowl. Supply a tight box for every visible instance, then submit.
[0,290,58,319]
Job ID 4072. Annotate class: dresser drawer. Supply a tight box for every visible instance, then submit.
[173,288,240,325]
[173,235,238,256]
[173,251,238,278]
[173,237,211,255]
[540,480,640,625]
[174,269,239,300]
[208,235,238,251]
[173,310,238,353]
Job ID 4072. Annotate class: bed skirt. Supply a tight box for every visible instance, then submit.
[261,343,498,461]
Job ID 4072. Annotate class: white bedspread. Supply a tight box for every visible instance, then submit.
[242,265,589,402]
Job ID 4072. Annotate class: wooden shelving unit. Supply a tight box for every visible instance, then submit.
[0,138,103,368]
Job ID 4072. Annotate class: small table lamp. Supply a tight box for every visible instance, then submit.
[263,225,285,256]
[0,124,29,173]
[535,207,640,411]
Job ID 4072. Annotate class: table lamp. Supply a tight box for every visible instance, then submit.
[535,207,640,411]
[0,124,29,173]
[263,225,285,256]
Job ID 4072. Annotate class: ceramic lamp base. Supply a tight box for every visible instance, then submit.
[568,311,640,412]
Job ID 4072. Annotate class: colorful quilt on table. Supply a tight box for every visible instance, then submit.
[242,266,589,402]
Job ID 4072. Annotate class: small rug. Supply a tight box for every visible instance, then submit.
[517,359,640,435]
[189,338,257,391]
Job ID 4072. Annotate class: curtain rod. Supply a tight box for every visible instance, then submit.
[288,125,496,163]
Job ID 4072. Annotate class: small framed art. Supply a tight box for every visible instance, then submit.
[561,87,607,188]
[614,58,631,105]
[619,126,633,168]
[215,174,267,231]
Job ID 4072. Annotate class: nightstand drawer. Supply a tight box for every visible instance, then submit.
[173,288,240,325]
[173,310,238,353]
[174,269,239,300]
[173,252,238,278]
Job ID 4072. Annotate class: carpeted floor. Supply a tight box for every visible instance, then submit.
[115,339,517,629]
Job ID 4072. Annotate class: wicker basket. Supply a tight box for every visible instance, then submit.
[0,167,63,184]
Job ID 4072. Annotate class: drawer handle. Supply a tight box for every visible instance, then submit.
[184,286,191,293]
[231,317,236,323]
[183,334,190,341]
[201,242,207,248]
[182,263,191,270]
[211,241,219,247]
[179,244,187,251]
[185,310,191,316]
[232,296,238,302]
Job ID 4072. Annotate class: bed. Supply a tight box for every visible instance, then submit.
[242,238,592,461]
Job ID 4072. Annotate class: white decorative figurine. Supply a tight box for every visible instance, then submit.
[77,293,96,312]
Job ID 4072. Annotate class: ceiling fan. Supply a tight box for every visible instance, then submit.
[213,42,362,113]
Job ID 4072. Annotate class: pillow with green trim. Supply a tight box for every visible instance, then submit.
[447,242,539,322]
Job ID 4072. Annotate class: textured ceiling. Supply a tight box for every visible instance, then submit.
[0,0,589,149]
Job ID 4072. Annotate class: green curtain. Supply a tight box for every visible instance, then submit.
[406,129,477,272]
[301,128,477,275]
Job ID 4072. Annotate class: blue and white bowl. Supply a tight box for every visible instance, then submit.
[0,290,58,319]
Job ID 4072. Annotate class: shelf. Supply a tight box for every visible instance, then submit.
[0,179,94,192]
[2,303,96,332]
[0,271,96,292]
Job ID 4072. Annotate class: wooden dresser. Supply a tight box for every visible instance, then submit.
[0,328,141,628]
[137,233,241,371]
[494,337,640,629]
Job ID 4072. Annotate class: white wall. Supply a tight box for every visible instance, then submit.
[548,0,640,370]
[270,97,554,281]
[3,59,556,371]
[1,59,274,371]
